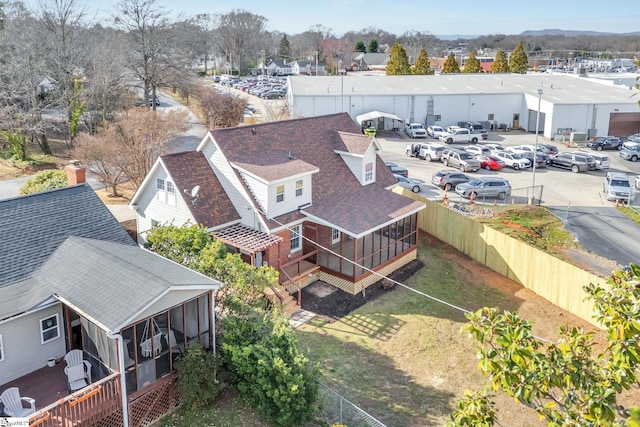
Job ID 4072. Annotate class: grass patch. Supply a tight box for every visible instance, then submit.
[296,237,543,427]
[617,205,640,227]
[479,205,576,255]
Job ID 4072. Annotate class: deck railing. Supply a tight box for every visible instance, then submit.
[28,373,121,427]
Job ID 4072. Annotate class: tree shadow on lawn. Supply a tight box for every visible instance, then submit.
[298,327,456,426]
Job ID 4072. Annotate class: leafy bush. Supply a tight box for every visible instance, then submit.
[175,343,222,410]
[19,169,68,194]
[222,308,320,427]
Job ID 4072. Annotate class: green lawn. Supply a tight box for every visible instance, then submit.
[296,236,546,427]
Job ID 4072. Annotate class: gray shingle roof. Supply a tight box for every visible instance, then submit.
[0,184,134,289]
[37,237,220,332]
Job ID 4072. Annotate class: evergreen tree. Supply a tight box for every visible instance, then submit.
[368,38,379,53]
[509,40,529,74]
[462,50,483,73]
[277,35,292,61]
[411,48,433,75]
[386,42,411,75]
[354,41,366,53]
[490,49,509,73]
[441,53,461,73]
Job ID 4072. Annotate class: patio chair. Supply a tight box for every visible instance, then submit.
[64,350,92,384]
[65,363,89,393]
[167,329,185,355]
[0,387,36,417]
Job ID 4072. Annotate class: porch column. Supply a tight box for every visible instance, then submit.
[210,291,217,354]
[107,332,130,427]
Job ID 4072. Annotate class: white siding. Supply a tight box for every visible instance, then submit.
[134,167,195,244]
[340,154,363,183]
[201,139,266,230]
[241,173,268,212]
[267,175,313,217]
[0,304,66,384]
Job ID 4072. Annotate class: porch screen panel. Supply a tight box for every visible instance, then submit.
[170,306,186,348]
[154,313,171,379]
[198,295,210,349]
[122,326,137,395]
[81,317,114,376]
[185,299,199,344]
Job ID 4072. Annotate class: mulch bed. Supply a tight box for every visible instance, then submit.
[299,259,423,322]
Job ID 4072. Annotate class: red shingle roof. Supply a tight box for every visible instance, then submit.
[160,151,240,228]
[209,113,423,235]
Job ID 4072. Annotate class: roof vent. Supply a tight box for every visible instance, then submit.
[251,128,256,135]
[288,150,294,160]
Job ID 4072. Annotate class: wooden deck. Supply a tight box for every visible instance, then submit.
[2,362,70,413]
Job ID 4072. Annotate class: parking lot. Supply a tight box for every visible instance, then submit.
[378,130,640,208]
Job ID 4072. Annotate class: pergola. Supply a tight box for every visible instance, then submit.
[212,224,282,265]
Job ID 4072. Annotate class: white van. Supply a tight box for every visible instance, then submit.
[587,152,610,170]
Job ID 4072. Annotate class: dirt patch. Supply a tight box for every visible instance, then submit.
[300,260,423,321]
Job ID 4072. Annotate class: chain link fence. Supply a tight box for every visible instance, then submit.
[442,185,544,208]
[315,383,386,427]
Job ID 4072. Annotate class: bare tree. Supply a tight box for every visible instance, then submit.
[180,13,219,75]
[113,0,172,110]
[196,86,246,128]
[72,108,189,193]
[217,9,267,75]
[0,2,52,155]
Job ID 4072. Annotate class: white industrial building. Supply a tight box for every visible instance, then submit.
[287,74,640,138]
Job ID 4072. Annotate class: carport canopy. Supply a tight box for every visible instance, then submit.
[355,111,404,126]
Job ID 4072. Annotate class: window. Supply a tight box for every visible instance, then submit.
[40,314,60,344]
[290,225,301,252]
[276,185,285,203]
[156,178,165,201]
[295,180,303,197]
[0,334,4,361]
[166,181,176,206]
[364,162,373,182]
[434,115,441,121]
[488,113,495,120]
[331,228,341,244]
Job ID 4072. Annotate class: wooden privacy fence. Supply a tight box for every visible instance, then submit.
[393,188,608,327]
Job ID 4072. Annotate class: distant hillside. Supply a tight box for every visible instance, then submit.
[521,29,640,36]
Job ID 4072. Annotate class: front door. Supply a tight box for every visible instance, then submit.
[513,113,520,129]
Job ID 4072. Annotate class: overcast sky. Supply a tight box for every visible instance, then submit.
[27,0,640,37]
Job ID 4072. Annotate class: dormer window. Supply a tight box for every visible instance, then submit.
[276,185,285,203]
[295,180,303,197]
[364,162,373,182]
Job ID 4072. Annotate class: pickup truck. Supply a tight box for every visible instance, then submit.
[439,128,480,144]
[404,123,427,138]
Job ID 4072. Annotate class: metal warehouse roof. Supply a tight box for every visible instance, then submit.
[289,74,640,105]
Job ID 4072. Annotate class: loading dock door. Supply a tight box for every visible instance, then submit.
[609,113,640,137]
[527,109,546,132]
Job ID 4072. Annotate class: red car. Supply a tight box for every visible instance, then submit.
[475,154,506,171]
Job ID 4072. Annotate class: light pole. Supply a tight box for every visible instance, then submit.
[315,50,318,76]
[530,88,543,204]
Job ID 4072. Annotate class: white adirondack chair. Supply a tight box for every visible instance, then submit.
[65,363,89,393]
[64,350,92,384]
[0,387,36,417]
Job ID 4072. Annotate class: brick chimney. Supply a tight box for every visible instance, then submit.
[65,160,86,185]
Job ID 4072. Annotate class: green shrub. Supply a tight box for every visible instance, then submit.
[222,309,320,427]
[175,343,222,410]
[19,169,68,195]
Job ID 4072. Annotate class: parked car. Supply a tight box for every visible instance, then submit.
[385,161,408,177]
[404,123,427,138]
[458,121,489,139]
[405,142,445,161]
[484,143,506,152]
[548,152,591,172]
[431,170,470,191]
[517,151,550,168]
[621,140,640,151]
[568,151,596,170]
[587,136,623,151]
[454,177,512,200]
[148,96,160,106]
[463,145,491,156]
[583,152,610,170]
[538,143,559,155]
[394,174,423,193]
[603,172,634,203]
[493,151,531,170]
[474,154,506,171]
[441,147,481,172]
[620,145,640,162]
[427,125,447,139]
